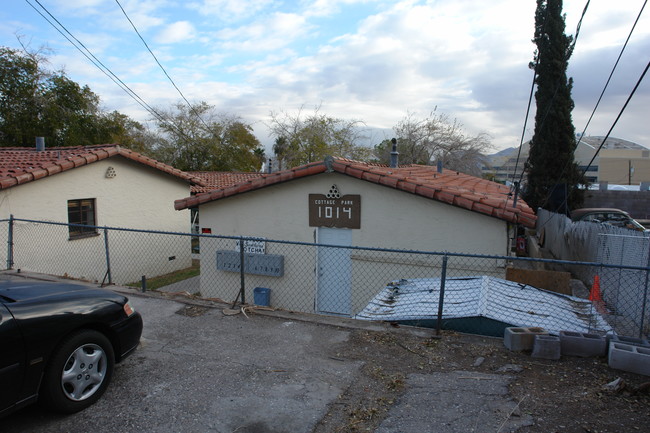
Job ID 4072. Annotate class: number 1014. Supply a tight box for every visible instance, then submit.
[318,206,353,219]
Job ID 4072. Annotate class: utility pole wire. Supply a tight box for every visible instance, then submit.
[581,59,650,175]
[113,0,214,132]
[27,1,168,129]
[537,0,647,213]
[508,0,590,209]
[575,0,647,143]
[532,1,647,231]
[25,0,201,147]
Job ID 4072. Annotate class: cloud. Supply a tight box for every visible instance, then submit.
[213,0,548,147]
[50,0,106,12]
[215,12,310,52]
[239,3,500,112]
[50,0,166,33]
[304,0,380,18]
[188,0,276,21]
[155,21,197,44]
[9,0,648,152]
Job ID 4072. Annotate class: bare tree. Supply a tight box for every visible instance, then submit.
[375,110,493,176]
[267,105,371,168]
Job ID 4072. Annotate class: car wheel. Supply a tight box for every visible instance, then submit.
[41,329,115,413]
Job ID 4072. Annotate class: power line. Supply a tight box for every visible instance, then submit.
[532,0,648,233]
[25,0,192,143]
[575,0,647,142]
[508,0,591,208]
[538,0,647,211]
[113,0,213,131]
[581,59,650,174]
[27,1,164,123]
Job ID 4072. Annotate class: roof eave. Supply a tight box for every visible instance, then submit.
[174,157,538,227]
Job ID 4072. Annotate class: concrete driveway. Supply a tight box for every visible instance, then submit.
[2,275,531,433]
[3,290,364,433]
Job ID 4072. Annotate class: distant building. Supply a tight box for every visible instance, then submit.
[483,136,650,185]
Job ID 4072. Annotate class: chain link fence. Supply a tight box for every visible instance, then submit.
[2,217,648,339]
[597,233,650,337]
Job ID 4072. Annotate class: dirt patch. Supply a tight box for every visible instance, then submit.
[313,328,650,433]
[174,305,209,317]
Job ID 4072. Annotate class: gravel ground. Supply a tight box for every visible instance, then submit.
[2,272,649,433]
[313,327,650,433]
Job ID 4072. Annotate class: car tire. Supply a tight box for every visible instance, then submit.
[40,329,115,413]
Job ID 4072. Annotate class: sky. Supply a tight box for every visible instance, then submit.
[1,0,649,154]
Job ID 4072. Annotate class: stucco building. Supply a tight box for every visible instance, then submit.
[0,144,205,283]
[175,157,536,316]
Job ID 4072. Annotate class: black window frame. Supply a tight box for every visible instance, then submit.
[67,198,98,240]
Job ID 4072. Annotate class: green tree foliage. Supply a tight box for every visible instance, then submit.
[0,46,144,147]
[0,47,41,146]
[151,101,264,172]
[524,0,584,213]
[268,106,372,168]
[374,111,492,176]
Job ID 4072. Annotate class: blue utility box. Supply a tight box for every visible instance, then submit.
[253,287,271,307]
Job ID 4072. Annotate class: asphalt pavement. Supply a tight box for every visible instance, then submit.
[2,272,532,433]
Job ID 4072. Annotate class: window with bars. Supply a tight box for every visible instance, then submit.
[67,198,98,239]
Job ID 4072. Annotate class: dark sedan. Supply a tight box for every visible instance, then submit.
[0,279,142,417]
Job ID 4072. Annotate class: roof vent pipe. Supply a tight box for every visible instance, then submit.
[36,137,45,152]
[390,138,399,168]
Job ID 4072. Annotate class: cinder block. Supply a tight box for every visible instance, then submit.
[560,331,607,357]
[532,335,561,360]
[608,334,650,349]
[608,343,650,376]
[504,327,548,351]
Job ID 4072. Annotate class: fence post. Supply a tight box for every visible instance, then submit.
[103,227,113,285]
[436,254,448,336]
[640,247,650,338]
[6,214,14,270]
[239,237,246,305]
[231,236,246,308]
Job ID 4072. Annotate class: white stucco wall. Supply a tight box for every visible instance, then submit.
[197,172,512,315]
[0,157,192,283]
[199,173,509,252]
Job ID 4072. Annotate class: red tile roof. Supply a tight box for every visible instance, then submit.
[188,171,265,194]
[0,144,206,190]
[175,157,537,228]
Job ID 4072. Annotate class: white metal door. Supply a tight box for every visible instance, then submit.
[316,228,352,316]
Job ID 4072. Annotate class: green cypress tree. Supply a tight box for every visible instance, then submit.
[524,0,584,213]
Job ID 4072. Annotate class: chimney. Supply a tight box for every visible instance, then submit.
[437,160,443,173]
[390,138,399,168]
[36,137,45,152]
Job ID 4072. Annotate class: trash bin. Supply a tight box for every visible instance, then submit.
[253,287,271,307]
